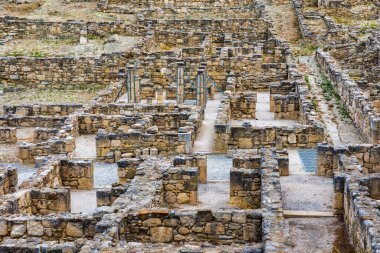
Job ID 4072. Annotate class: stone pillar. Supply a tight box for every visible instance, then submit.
[155,86,165,104]
[196,69,207,109]
[196,155,207,183]
[79,26,88,45]
[176,62,185,104]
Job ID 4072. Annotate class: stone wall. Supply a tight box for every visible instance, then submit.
[0,213,100,241]
[96,130,193,162]
[18,136,75,164]
[0,188,70,215]
[3,104,83,116]
[33,128,60,142]
[78,114,147,135]
[173,155,207,183]
[104,0,255,8]
[230,92,257,119]
[230,168,261,209]
[19,160,61,189]
[317,143,380,176]
[214,124,323,152]
[60,160,93,190]
[0,17,141,40]
[124,209,262,244]
[0,127,17,144]
[97,185,127,207]
[0,168,17,195]
[292,0,316,40]
[0,115,67,128]
[163,167,198,206]
[273,94,299,120]
[316,49,380,144]
[117,158,144,183]
[333,159,380,253]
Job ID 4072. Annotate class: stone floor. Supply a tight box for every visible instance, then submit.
[207,155,231,181]
[94,162,118,188]
[193,99,221,153]
[70,189,97,214]
[288,217,355,253]
[231,92,297,127]
[73,135,97,159]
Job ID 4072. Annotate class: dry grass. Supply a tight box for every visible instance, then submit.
[0,87,102,106]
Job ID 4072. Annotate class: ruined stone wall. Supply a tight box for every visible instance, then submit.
[273,94,300,120]
[163,167,198,206]
[96,130,192,162]
[260,148,290,252]
[173,155,207,184]
[239,63,289,91]
[214,124,323,152]
[33,128,60,142]
[293,0,316,40]
[230,92,257,119]
[230,168,261,209]
[124,209,262,244]
[0,168,17,195]
[0,53,133,88]
[333,158,380,253]
[0,188,70,215]
[0,115,67,128]
[316,49,380,144]
[3,104,83,116]
[154,30,207,47]
[141,19,269,37]
[19,160,61,189]
[0,127,16,144]
[0,213,100,241]
[269,81,296,111]
[117,158,144,183]
[60,160,93,190]
[317,143,380,176]
[0,17,141,39]
[97,185,127,207]
[19,136,75,164]
[88,103,197,115]
[78,114,147,135]
[105,0,255,8]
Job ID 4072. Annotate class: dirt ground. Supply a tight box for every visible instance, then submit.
[0,0,134,22]
[0,87,102,110]
[288,217,355,253]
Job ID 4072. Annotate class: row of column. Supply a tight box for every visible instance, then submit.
[124,62,209,108]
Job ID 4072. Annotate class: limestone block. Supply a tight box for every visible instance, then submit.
[27,220,44,236]
[150,227,173,243]
[11,224,26,238]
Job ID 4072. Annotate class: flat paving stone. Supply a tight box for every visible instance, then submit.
[70,190,97,214]
[94,162,118,188]
[207,155,231,181]
[298,149,317,173]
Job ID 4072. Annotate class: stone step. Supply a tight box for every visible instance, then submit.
[283,210,335,218]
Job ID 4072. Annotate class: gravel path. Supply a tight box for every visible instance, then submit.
[193,99,221,153]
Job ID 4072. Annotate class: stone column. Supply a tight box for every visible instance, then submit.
[126,65,141,104]
[196,69,206,109]
[155,86,165,104]
[176,62,185,104]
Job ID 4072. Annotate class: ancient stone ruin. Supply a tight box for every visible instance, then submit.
[0,0,379,252]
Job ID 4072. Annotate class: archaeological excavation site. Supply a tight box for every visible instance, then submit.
[0,0,379,252]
